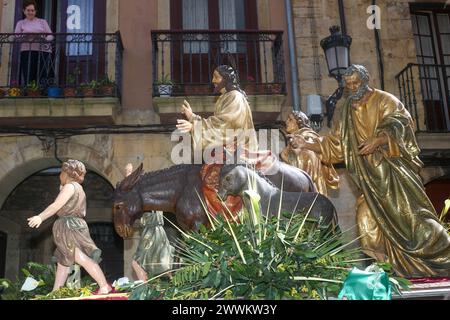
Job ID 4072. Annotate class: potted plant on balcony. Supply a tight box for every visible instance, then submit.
[242,75,257,95]
[8,81,22,97]
[64,69,79,97]
[80,80,99,97]
[156,74,173,97]
[25,80,41,97]
[268,83,283,94]
[47,85,62,98]
[100,77,116,96]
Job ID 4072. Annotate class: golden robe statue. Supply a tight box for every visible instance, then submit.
[320,87,450,278]
[190,90,258,153]
[281,111,339,196]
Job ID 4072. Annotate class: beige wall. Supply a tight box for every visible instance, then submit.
[291,0,424,111]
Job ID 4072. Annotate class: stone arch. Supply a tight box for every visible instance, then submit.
[0,135,125,209]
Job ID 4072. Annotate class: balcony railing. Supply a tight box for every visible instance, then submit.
[396,63,450,132]
[151,30,286,97]
[0,32,123,99]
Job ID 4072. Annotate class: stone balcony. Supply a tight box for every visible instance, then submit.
[0,97,119,128]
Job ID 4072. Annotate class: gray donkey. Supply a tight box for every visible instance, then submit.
[218,165,339,230]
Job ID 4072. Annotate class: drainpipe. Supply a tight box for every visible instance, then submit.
[285,0,301,112]
[338,0,347,35]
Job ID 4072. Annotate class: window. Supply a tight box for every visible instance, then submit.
[169,0,259,89]
[411,7,450,131]
[66,0,95,56]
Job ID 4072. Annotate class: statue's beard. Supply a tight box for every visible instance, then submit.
[214,79,227,94]
[349,82,370,101]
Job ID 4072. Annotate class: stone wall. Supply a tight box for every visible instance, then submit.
[292,0,422,109]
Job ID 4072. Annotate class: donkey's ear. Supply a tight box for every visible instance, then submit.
[119,163,144,192]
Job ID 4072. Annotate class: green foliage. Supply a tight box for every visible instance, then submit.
[66,68,81,86]
[34,285,96,300]
[155,74,173,85]
[80,80,100,89]
[130,208,361,300]
[0,262,98,300]
[100,76,115,87]
[0,262,55,300]
[26,80,40,91]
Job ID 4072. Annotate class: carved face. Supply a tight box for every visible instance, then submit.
[212,70,226,94]
[112,164,144,239]
[285,113,300,133]
[218,166,247,200]
[344,73,363,95]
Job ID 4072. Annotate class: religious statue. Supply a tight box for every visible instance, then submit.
[27,160,112,294]
[176,65,258,219]
[292,64,450,278]
[280,111,339,196]
[176,64,258,157]
[124,164,175,282]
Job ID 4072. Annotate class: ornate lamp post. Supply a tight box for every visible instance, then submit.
[320,26,352,127]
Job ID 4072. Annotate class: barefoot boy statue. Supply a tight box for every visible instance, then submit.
[28,159,112,294]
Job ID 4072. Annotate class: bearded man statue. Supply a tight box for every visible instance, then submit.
[293,64,450,278]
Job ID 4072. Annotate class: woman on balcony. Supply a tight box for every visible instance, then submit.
[14,0,54,88]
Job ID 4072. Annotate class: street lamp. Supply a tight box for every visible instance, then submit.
[320,26,352,127]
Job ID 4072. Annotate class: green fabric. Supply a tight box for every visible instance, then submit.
[133,212,174,277]
[338,267,392,300]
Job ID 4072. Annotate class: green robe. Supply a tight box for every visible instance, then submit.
[133,212,174,277]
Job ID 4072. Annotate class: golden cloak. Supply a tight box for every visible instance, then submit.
[320,89,450,278]
[283,128,339,196]
[190,90,258,154]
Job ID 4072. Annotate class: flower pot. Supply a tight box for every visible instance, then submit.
[101,85,115,96]
[269,84,283,94]
[48,86,62,98]
[8,88,22,97]
[158,85,173,97]
[26,90,41,97]
[243,83,257,95]
[81,88,95,97]
[64,87,77,97]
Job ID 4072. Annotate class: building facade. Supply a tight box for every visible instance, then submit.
[0,0,448,281]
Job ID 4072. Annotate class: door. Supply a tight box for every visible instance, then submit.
[58,0,107,86]
[412,10,450,131]
[170,0,258,94]
[0,232,6,278]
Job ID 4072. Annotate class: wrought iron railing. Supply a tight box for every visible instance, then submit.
[151,30,286,97]
[396,63,450,132]
[0,32,123,99]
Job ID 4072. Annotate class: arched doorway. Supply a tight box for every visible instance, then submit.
[89,222,124,282]
[0,231,6,278]
[0,166,123,281]
[425,175,450,220]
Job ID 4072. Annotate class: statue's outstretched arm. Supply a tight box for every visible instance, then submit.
[27,184,75,229]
